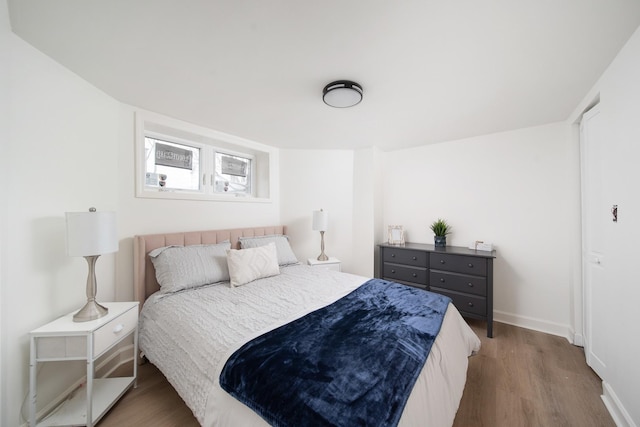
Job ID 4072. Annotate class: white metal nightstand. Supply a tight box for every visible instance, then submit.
[29,301,139,427]
[307,257,342,272]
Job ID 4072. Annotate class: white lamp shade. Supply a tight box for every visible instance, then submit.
[312,210,329,232]
[65,211,118,256]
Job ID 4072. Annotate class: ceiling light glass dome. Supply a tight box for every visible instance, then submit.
[323,80,363,108]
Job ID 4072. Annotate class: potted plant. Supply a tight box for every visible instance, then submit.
[430,218,451,247]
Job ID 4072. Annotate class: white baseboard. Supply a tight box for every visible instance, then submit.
[602,381,637,427]
[21,344,134,427]
[571,330,584,347]
[493,310,574,343]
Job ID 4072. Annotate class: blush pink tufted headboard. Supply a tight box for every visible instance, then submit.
[133,226,286,304]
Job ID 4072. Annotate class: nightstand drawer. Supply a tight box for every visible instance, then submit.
[94,307,138,358]
[307,257,341,272]
[430,253,487,276]
[383,264,428,285]
[430,271,487,296]
[431,288,486,316]
[383,248,428,268]
[320,263,341,272]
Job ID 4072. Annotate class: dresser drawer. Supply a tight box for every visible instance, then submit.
[94,307,138,358]
[382,264,428,286]
[431,288,486,316]
[383,248,428,268]
[430,271,487,296]
[430,253,487,276]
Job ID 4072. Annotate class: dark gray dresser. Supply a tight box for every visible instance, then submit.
[378,242,496,337]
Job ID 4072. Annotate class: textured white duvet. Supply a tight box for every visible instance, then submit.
[139,265,480,427]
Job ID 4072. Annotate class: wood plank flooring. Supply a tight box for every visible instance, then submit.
[99,320,614,427]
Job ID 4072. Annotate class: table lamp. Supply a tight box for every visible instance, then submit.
[312,209,329,261]
[65,207,118,322]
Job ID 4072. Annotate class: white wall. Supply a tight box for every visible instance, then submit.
[0,1,10,424]
[3,20,121,426]
[352,147,385,277]
[571,25,640,426]
[383,123,579,336]
[279,147,384,278]
[280,149,356,272]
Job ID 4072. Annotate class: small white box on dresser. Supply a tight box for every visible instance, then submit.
[307,257,342,272]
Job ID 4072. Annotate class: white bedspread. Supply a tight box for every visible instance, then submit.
[139,264,480,427]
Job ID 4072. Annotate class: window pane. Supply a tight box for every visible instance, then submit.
[144,137,201,191]
[214,152,251,195]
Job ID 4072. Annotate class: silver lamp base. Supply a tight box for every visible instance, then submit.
[73,300,108,322]
[73,255,109,322]
[317,230,329,261]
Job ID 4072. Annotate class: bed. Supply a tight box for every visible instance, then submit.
[134,226,480,427]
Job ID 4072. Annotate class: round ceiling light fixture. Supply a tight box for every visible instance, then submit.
[322,80,363,108]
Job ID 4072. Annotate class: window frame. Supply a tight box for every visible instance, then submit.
[135,111,273,203]
[213,149,255,196]
[144,132,205,194]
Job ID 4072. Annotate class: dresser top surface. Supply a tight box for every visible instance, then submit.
[379,242,496,258]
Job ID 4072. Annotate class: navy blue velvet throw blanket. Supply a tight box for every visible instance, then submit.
[219,279,451,427]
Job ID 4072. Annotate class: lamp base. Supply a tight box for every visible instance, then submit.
[317,230,329,261]
[73,300,108,322]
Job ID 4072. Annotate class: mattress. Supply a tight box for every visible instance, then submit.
[139,264,480,427]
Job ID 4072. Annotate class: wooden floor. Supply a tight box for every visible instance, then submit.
[453,320,614,427]
[99,320,614,427]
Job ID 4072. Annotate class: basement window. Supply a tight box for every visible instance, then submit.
[135,111,272,202]
[144,137,202,192]
[214,151,252,195]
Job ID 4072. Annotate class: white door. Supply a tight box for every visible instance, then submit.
[580,104,608,379]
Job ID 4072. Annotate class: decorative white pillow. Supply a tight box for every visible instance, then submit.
[227,242,280,287]
[149,242,231,293]
[239,235,299,266]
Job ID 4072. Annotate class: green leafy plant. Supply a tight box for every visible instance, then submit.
[430,218,451,237]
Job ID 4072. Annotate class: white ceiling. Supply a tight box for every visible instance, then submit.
[8,1,640,151]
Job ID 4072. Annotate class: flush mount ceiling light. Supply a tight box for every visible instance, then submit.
[322,80,363,108]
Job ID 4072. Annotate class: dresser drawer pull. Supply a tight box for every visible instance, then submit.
[468,282,474,287]
[412,273,417,278]
[391,253,396,257]
[391,269,396,273]
[412,256,417,260]
[468,302,474,307]
[440,278,445,282]
[467,263,473,268]
[113,324,125,334]
[440,260,445,264]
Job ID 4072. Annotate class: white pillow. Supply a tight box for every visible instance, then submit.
[149,242,231,293]
[227,242,280,287]
[239,235,299,266]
